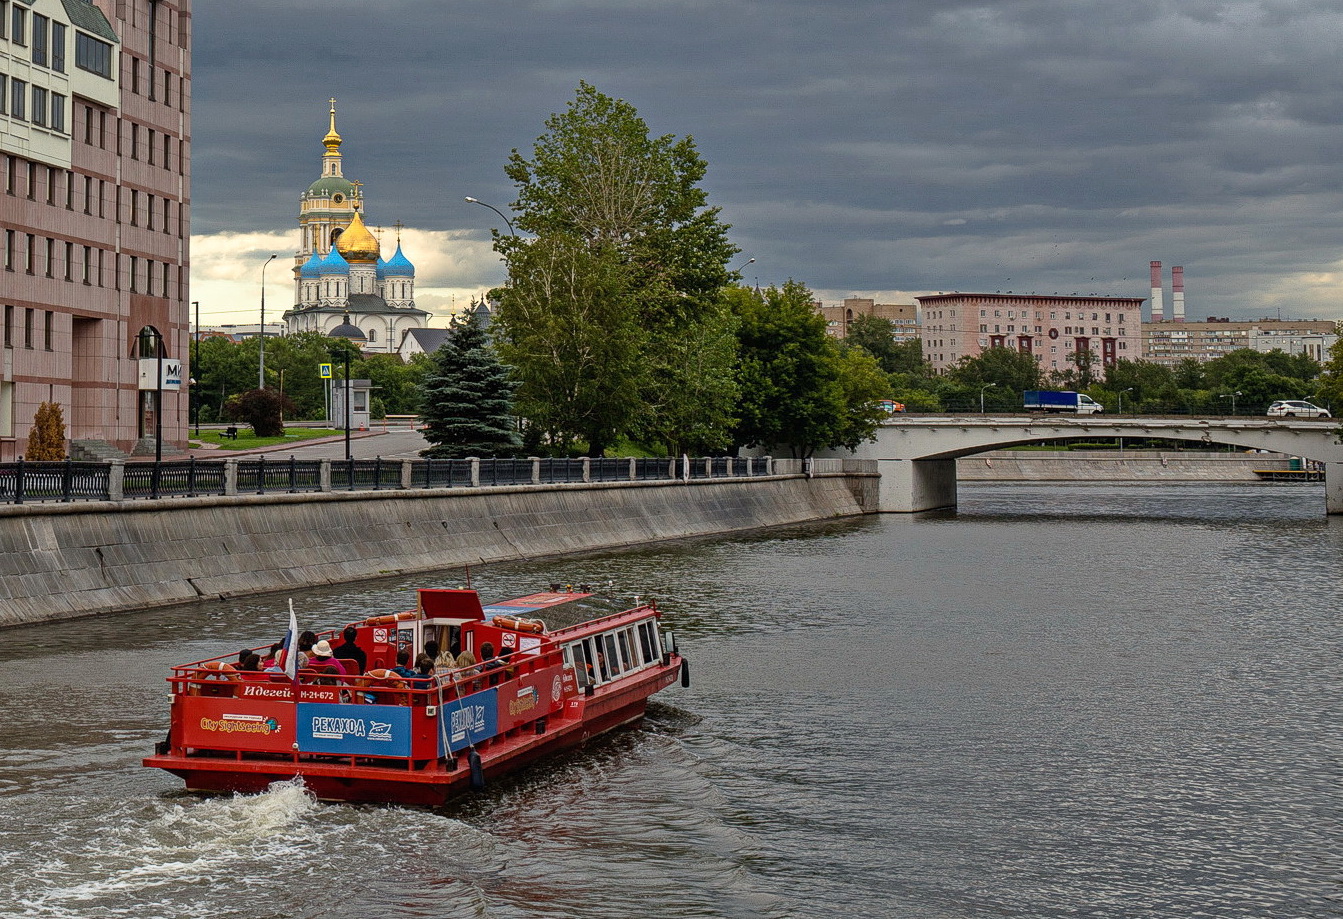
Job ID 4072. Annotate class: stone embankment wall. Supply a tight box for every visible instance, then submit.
[0,472,877,626]
[958,450,1292,481]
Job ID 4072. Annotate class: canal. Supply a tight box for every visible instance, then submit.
[0,482,1336,918]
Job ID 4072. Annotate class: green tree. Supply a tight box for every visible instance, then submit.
[947,346,1043,402]
[730,282,881,457]
[193,336,260,424]
[420,317,520,458]
[26,402,66,459]
[496,82,738,455]
[845,315,929,378]
[495,233,646,455]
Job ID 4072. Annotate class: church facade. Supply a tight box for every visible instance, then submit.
[282,101,429,353]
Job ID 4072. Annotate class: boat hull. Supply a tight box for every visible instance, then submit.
[145,661,680,807]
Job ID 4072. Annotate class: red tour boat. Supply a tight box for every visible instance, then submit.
[143,587,688,806]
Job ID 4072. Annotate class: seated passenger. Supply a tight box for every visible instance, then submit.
[307,640,348,677]
[238,652,268,680]
[479,642,505,686]
[259,642,284,670]
[408,653,435,691]
[390,649,418,680]
[332,626,366,675]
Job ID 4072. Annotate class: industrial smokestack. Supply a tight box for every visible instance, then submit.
[1172,266,1185,321]
[1149,261,1164,321]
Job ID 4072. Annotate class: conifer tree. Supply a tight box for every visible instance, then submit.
[419,317,520,459]
[26,402,67,460]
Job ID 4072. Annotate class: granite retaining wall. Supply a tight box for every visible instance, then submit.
[957,450,1294,481]
[0,473,877,626]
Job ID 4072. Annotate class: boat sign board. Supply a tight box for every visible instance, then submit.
[297,703,413,757]
[441,688,499,755]
[181,697,295,754]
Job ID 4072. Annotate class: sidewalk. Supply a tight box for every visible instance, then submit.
[155,429,430,462]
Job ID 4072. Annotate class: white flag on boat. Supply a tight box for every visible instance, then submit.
[282,600,299,680]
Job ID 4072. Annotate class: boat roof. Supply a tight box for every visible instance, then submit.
[481,592,592,615]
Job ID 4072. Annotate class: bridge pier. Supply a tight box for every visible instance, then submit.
[1326,463,1343,514]
[877,458,957,512]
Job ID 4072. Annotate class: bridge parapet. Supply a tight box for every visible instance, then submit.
[813,415,1343,513]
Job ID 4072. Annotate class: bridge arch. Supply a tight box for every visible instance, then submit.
[816,416,1343,513]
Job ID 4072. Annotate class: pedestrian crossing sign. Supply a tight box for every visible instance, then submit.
[319,363,332,379]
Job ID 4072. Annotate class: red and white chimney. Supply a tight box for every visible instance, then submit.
[1172,266,1185,321]
[1149,261,1164,321]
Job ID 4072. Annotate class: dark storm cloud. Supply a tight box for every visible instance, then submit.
[194,0,1343,317]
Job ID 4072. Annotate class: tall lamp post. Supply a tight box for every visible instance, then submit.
[192,300,200,436]
[464,196,516,236]
[258,253,277,389]
[342,352,351,461]
[153,327,164,465]
[1118,387,1133,414]
[980,382,996,414]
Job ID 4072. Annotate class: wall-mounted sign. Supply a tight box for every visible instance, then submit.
[138,359,182,391]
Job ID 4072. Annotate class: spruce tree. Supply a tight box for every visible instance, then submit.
[420,317,520,458]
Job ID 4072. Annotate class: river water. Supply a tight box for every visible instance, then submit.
[0,483,1337,919]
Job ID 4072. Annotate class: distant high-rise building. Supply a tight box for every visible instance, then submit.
[1,0,193,459]
[282,101,430,354]
[918,293,1144,373]
[1143,319,1338,365]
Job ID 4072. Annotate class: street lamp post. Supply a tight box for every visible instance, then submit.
[192,300,200,436]
[258,253,277,389]
[343,352,352,461]
[464,197,516,236]
[1119,387,1133,414]
[980,382,996,414]
[153,327,164,465]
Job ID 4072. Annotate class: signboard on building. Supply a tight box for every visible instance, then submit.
[138,358,182,391]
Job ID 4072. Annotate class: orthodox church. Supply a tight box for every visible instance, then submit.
[282,101,431,353]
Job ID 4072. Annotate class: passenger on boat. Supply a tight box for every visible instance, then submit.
[409,653,435,690]
[332,626,366,675]
[390,649,418,681]
[433,643,457,672]
[237,652,269,681]
[479,642,506,687]
[305,641,348,685]
[259,643,283,670]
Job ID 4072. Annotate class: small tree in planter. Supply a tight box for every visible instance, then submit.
[27,402,67,460]
[223,388,294,438]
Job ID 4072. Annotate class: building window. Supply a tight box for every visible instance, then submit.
[25,234,35,273]
[51,93,64,132]
[51,22,65,72]
[31,13,47,66]
[2,230,11,270]
[23,308,33,349]
[44,237,53,276]
[0,75,6,115]
[75,33,114,79]
[63,241,72,279]
[11,3,25,45]
[2,305,10,348]
[31,86,47,127]
[11,79,26,120]
[43,311,52,350]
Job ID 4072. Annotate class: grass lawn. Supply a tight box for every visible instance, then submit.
[191,428,345,450]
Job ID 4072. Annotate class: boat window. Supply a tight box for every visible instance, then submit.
[567,642,592,687]
[617,629,635,670]
[637,621,659,662]
[602,634,621,677]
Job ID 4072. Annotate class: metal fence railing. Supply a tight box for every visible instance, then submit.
[0,456,805,507]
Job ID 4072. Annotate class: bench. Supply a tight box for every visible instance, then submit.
[223,426,238,440]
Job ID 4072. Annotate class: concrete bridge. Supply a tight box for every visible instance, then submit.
[818,415,1343,513]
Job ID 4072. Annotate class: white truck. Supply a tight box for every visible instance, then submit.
[1023,390,1104,414]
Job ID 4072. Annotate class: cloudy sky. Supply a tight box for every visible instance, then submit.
[190,0,1343,327]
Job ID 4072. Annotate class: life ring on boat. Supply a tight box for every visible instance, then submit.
[361,668,409,705]
[493,615,545,634]
[188,660,242,696]
[362,611,416,627]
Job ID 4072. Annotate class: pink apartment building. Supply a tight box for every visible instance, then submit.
[918,293,1145,375]
[1,0,190,460]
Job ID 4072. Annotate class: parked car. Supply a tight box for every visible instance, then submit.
[1266,400,1331,418]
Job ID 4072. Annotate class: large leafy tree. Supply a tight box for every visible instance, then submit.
[420,317,521,459]
[730,281,884,457]
[495,82,738,455]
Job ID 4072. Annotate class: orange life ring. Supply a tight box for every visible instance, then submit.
[361,668,409,705]
[494,615,545,634]
[188,660,242,696]
[362,611,416,627]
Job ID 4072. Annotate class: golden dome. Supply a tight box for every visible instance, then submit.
[335,210,380,262]
[323,98,342,154]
